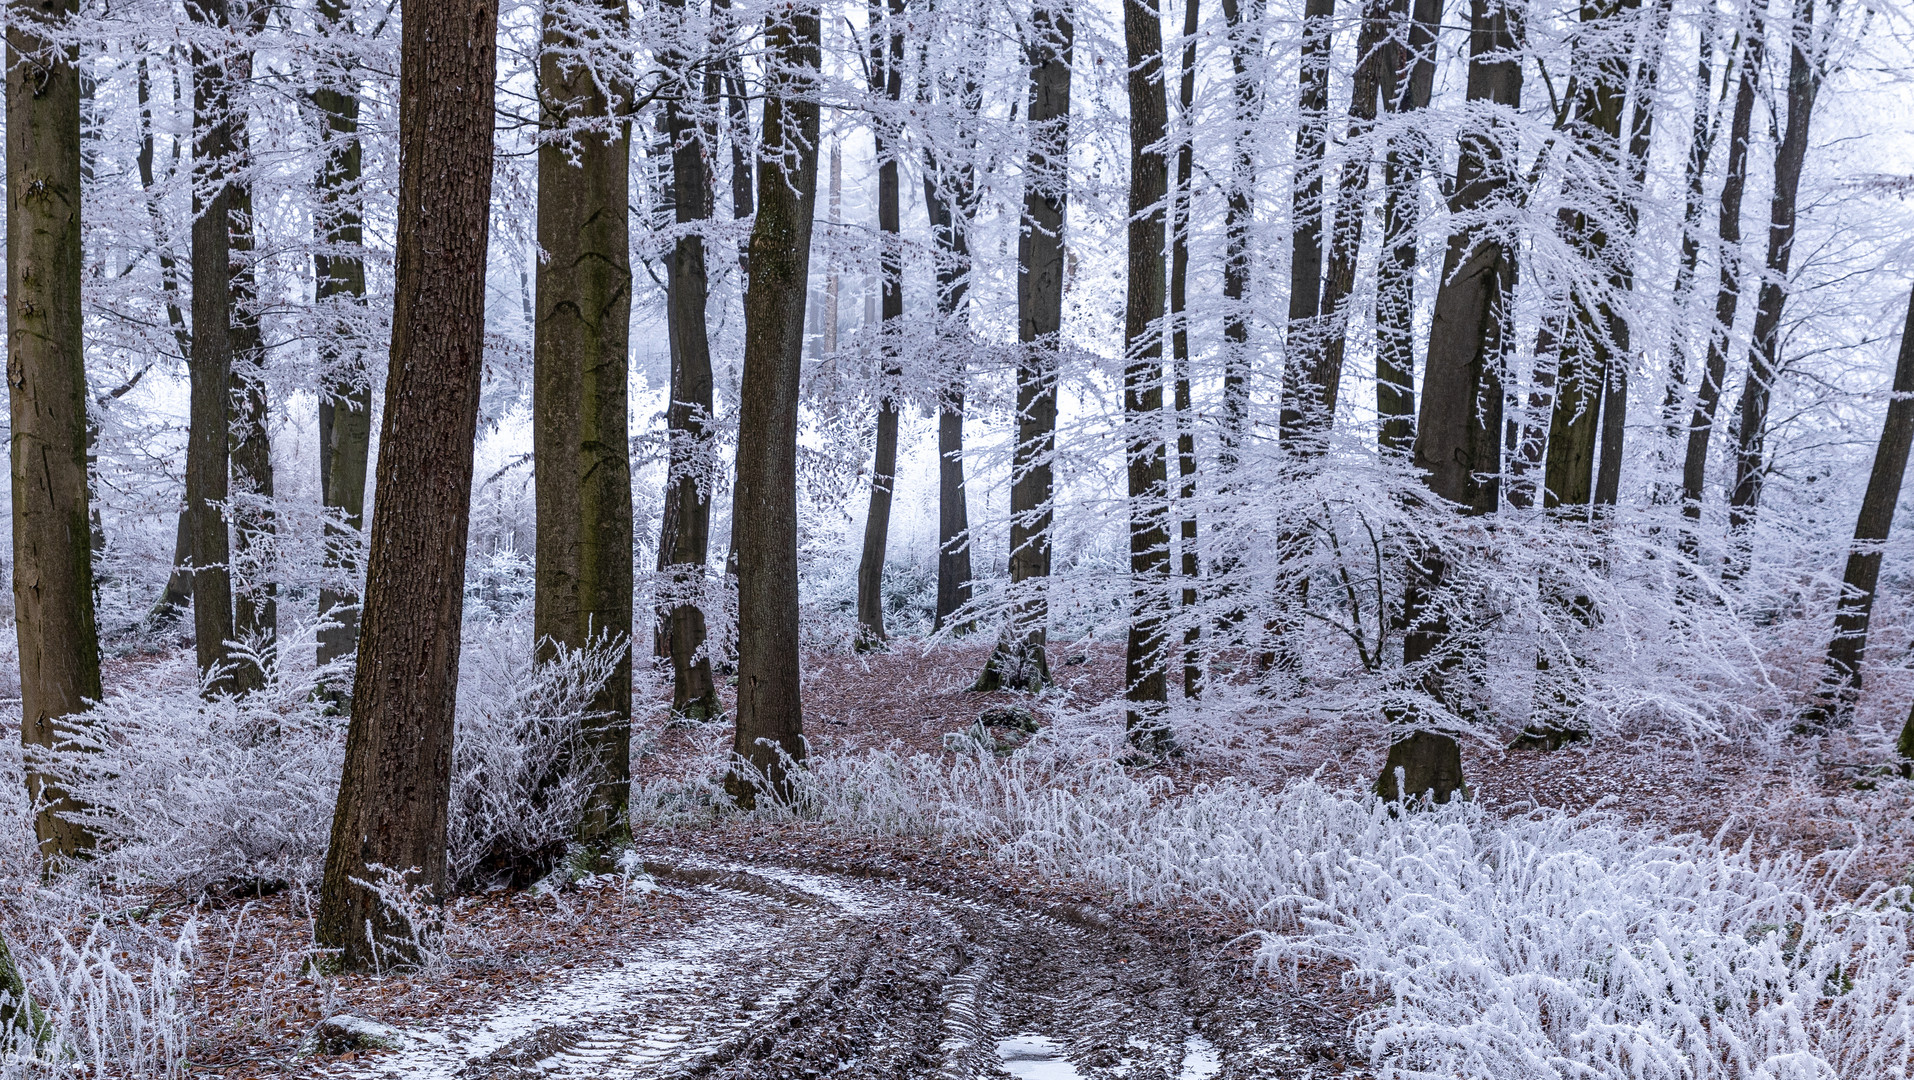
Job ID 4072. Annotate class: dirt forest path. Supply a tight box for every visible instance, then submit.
[323,850,1328,1079]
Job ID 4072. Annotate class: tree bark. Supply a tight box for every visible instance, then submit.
[1279,0,1337,445]
[533,0,634,842]
[314,0,373,681]
[1217,0,1259,472]
[187,0,239,694]
[976,0,1071,693]
[1375,0,1440,455]
[316,0,498,969]
[1122,0,1171,751]
[1810,289,1914,725]
[1656,2,1727,455]
[1170,0,1200,697]
[1387,0,1523,802]
[924,48,978,635]
[727,0,820,803]
[1679,3,1763,543]
[1314,0,1391,425]
[659,0,719,721]
[8,0,103,860]
[229,136,275,688]
[854,0,906,651]
[1726,0,1820,540]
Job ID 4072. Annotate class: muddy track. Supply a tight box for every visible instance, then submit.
[329,853,1337,1079]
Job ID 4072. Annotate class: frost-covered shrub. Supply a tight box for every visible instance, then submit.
[0,920,195,1080]
[643,747,1914,1079]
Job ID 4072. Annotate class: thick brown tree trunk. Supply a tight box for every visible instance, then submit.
[1727,0,1820,542]
[1170,0,1200,697]
[727,0,820,803]
[854,0,906,651]
[1375,0,1440,454]
[1809,289,1914,725]
[975,0,1072,693]
[659,0,720,721]
[314,0,373,681]
[8,0,102,860]
[316,0,498,969]
[1122,0,1171,752]
[1679,5,1763,543]
[1386,0,1523,802]
[533,0,634,842]
[187,0,239,694]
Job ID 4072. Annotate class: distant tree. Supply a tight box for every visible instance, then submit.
[1121,0,1171,751]
[8,0,103,859]
[1374,0,1440,454]
[974,0,1072,693]
[317,0,499,969]
[1168,0,1199,696]
[728,0,821,804]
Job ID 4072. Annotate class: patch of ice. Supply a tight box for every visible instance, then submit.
[996,1034,1084,1080]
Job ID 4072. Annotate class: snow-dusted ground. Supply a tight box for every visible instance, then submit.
[321,855,1308,1079]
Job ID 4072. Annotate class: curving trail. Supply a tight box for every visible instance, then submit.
[328,854,1327,1079]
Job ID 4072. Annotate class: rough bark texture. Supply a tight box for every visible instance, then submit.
[1388,0,1523,803]
[976,0,1071,693]
[187,0,239,693]
[1121,0,1171,752]
[1170,0,1200,697]
[314,0,372,678]
[854,0,906,651]
[1679,6,1762,540]
[1727,0,1819,539]
[659,0,719,721]
[1278,0,1336,445]
[316,0,498,969]
[533,0,634,841]
[1813,290,1914,724]
[1376,729,1467,803]
[728,0,820,803]
[1375,0,1440,454]
[8,0,103,860]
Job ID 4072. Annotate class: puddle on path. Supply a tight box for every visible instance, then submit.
[995,1034,1085,1080]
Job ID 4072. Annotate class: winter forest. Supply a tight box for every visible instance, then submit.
[3,0,1914,1069]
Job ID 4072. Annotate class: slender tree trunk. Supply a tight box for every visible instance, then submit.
[1170,0,1200,697]
[660,0,719,721]
[976,0,1072,693]
[314,0,373,681]
[1375,0,1440,454]
[1217,0,1259,472]
[824,142,841,354]
[1315,0,1390,416]
[716,0,754,281]
[1279,0,1336,445]
[1804,289,1914,726]
[1122,0,1171,751]
[8,0,102,860]
[1726,0,1820,541]
[533,0,634,841]
[229,133,275,688]
[1656,3,1727,457]
[1680,2,1764,543]
[187,0,239,694]
[1385,0,1524,803]
[316,0,499,969]
[727,0,820,803]
[924,51,978,635]
[854,0,906,651]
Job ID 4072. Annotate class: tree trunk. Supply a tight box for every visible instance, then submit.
[659,0,719,721]
[854,0,906,651]
[715,0,754,281]
[533,0,634,842]
[1726,0,1820,541]
[229,143,275,690]
[1655,2,1727,467]
[1170,0,1200,697]
[1122,0,1171,752]
[0,926,50,1050]
[1810,289,1914,725]
[976,0,1072,693]
[924,52,978,635]
[8,0,103,860]
[1279,0,1336,445]
[314,0,373,682]
[1217,0,1259,472]
[1375,0,1440,454]
[187,0,239,694]
[1386,0,1524,802]
[316,0,498,969]
[727,0,820,804]
[1314,0,1390,423]
[1679,3,1763,543]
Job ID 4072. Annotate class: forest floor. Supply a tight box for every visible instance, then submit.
[171,641,1914,1078]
